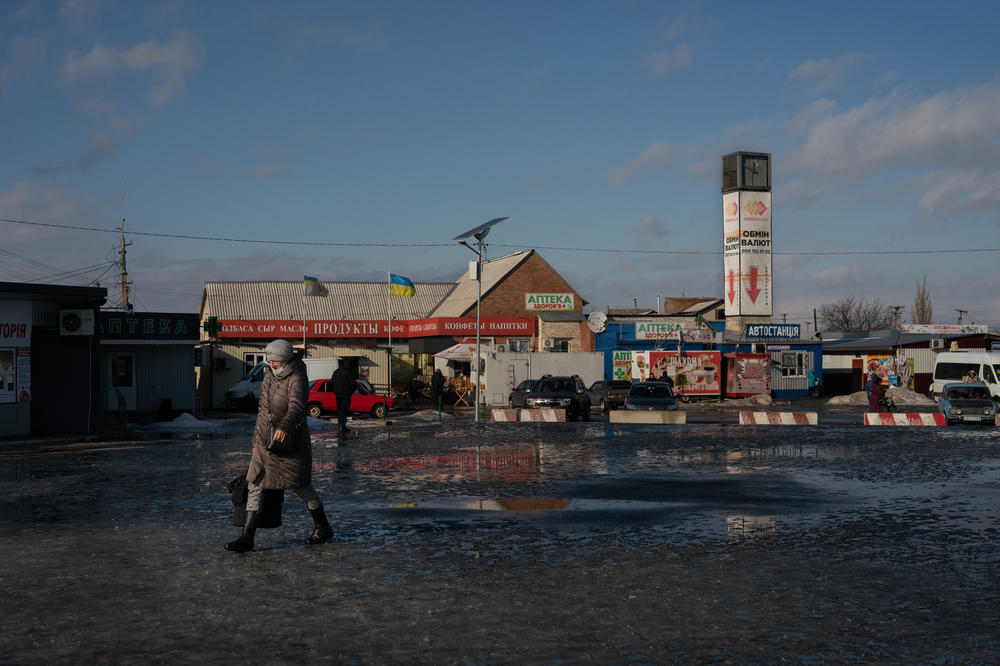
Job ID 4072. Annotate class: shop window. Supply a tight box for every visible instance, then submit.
[244,353,265,375]
[508,338,530,352]
[780,351,806,377]
[0,348,14,403]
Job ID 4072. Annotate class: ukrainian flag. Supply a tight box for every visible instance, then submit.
[303,275,328,297]
[389,273,415,298]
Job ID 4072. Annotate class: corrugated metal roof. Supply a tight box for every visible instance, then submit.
[430,251,532,317]
[201,281,456,320]
[661,297,723,314]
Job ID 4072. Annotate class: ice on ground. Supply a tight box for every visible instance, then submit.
[399,409,456,422]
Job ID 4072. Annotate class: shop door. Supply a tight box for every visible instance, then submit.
[108,352,136,411]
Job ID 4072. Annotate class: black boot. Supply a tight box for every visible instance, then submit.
[225,510,258,552]
[306,505,333,545]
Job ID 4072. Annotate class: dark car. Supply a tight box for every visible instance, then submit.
[509,379,537,408]
[623,381,679,411]
[524,374,591,421]
[937,382,996,425]
[587,380,632,411]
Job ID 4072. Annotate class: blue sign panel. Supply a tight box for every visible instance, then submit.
[992,341,1000,351]
[745,323,801,339]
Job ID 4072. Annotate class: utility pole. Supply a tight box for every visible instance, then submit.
[889,305,903,330]
[780,313,788,323]
[116,189,133,312]
[956,309,967,325]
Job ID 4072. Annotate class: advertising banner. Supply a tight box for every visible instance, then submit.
[634,321,714,343]
[900,324,988,334]
[631,351,721,396]
[524,293,574,311]
[738,191,772,316]
[0,300,31,346]
[725,353,770,397]
[218,316,535,339]
[723,192,741,315]
[612,350,633,380]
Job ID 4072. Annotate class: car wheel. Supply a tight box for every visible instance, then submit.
[307,403,323,419]
[582,406,591,421]
[371,403,387,419]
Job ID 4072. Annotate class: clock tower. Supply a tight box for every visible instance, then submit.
[722,151,773,334]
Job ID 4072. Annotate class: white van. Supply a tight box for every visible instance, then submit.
[930,351,1000,403]
[226,357,339,410]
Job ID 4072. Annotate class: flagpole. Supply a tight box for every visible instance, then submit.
[386,272,392,413]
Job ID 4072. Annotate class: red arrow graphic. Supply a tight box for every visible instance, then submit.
[746,266,762,303]
[727,269,736,304]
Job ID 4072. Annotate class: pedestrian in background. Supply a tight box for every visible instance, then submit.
[868,375,886,412]
[225,339,332,552]
[431,369,444,408]
[331,361,354,435]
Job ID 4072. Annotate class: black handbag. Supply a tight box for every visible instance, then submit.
[228,475,283,528]
[265,423,298,455]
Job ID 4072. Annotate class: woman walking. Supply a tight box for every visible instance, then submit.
[225,339,333,552]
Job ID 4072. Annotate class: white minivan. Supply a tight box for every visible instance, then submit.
[930,351,1000,404]
[225,357,339,410]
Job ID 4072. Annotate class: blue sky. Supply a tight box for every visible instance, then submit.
[2,0,999,329]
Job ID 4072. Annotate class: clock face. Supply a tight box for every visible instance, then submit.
[741,156,768,188]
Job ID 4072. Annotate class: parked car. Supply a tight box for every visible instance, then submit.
[937,382,996,425]
[307,379,395,419]
[623,381,679,411]
[524,374,591,421]
[587,380,632,411]
[509,379,537,408]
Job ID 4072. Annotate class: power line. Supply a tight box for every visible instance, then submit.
[5,216,1000,256]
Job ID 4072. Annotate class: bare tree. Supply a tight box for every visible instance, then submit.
[818,296,891,332]
[913,275,933,324]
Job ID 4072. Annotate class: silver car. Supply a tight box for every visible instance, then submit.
[937,382,996,425]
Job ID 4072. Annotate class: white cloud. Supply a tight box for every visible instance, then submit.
[56,30,203,105]
[60,0,99,30]
[788,53,868,93]
[918,168,1000,216]
[635,215,669,238]
[608,142,684,186]
[646,43,692,77]
[1,35,46,90]
[793,78,1000,184]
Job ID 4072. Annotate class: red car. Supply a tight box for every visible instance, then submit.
[307,379,395,419]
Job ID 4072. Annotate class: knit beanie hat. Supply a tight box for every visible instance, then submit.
[264,339,294,362]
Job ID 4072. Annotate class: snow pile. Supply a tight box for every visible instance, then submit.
[886,386,935,405]
[826,391,868,406]
[723,393,774,406]
[160,412,225,431]
[400,409,456,422]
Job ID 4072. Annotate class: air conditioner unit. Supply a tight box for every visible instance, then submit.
[495,344,507,353]
[930,338,945,350]
[59,309,95,336]
[543,338,554,348]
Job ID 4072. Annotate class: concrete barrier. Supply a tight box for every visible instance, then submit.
[609,410,686,424]
[491,409,519,422]
[519,408,566,422]
[739,411,818,425]
[863,412,946,426]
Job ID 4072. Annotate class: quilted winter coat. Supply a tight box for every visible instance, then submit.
[246,357,312,489]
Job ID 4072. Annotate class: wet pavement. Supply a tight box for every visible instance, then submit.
[2,414,999,663]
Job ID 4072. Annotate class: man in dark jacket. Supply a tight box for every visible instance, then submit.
[330,363,354,435]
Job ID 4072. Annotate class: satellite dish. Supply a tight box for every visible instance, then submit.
[587,310,608,333]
